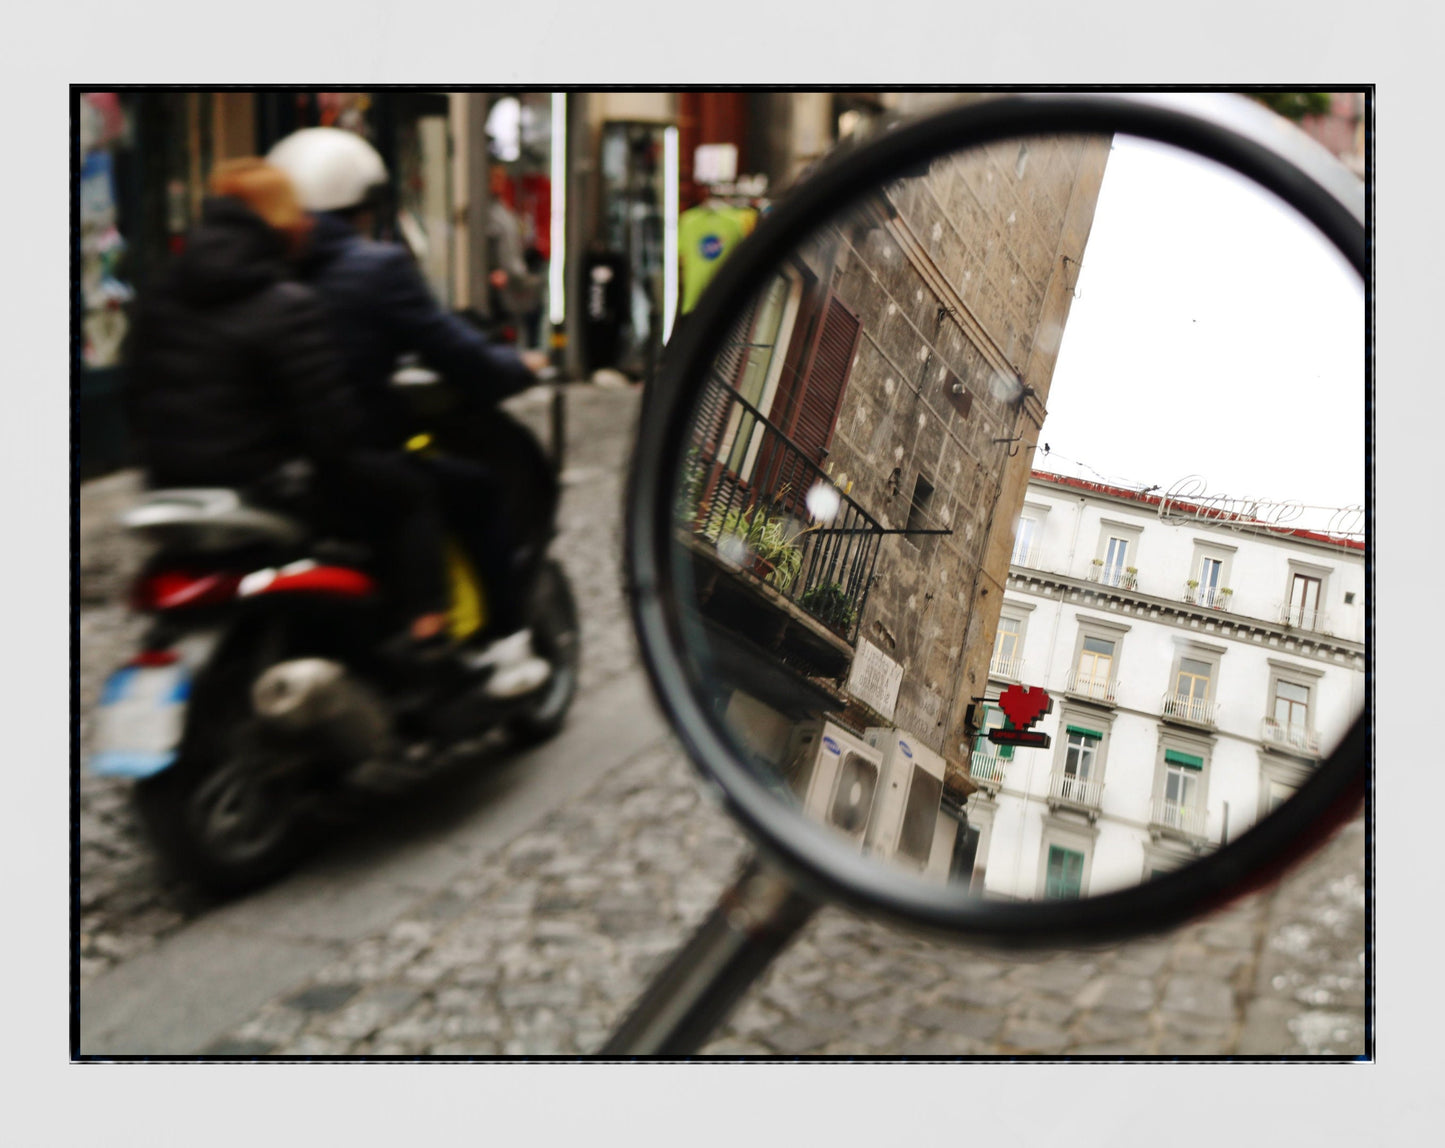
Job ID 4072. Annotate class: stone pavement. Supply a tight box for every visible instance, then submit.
[76,385,646,986]
[208,739,1366,1057]
[77,383,1368,1057]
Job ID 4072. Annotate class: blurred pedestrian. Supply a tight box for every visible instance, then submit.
[268,128,550,697]
[124,158,454,659]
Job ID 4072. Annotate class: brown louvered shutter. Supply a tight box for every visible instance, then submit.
[788,295,861,464]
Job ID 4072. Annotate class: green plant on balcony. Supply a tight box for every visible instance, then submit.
[710,503,807,592]
[798,580,858,634]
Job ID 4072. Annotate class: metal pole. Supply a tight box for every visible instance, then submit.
[599,855,818,1056]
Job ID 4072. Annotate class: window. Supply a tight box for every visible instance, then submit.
[1077,636,1114,689]
[905,473,935,534]
[1175,657,1212,702]
[991,616,1023,678]
[1273,680,1310,738]
[1287,573,1322,628]
[1152,741,1210,839]
[1104,536,1129,581]
[974,703,1014,761]
[1197,556,1224,607]
[1064,727,1099,782]
[1012,516,1037,565]
[1044,845,1085,899]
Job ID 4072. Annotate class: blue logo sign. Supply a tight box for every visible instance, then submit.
[700,234,725,260]
[822,736,842,755]
[898,740,914,758]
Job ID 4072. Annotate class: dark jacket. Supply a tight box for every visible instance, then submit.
[125,198,361,488]
[299,213,535,447]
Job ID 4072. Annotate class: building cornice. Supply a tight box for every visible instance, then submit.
[1005,564,1365,667]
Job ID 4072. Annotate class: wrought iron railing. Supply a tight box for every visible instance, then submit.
[1184,584,1235,610]
[1150,798,1208,839]
[1161,692,1219,726]
[1048,770,1103,810]
[989,654,1023,681]
[1065,670,1118,706]
[1261,717,1320,756]
[1277,601,1329,633]
[969,750,1008,791]
[1089,564,1139,591]
[679,378,886,644]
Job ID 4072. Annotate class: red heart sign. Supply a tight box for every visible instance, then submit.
[998,684,1052,731]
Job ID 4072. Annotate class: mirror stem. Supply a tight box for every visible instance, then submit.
[599,854,818,1056]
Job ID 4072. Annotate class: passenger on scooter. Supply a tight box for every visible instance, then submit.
[267,127,552,699]
[124,159,454,659]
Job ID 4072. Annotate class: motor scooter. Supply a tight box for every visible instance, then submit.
[602,93,1370,1055]
[89,368,581,894]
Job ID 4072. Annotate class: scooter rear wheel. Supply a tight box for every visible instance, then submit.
[508,558,580,746]
[134,646,312,895]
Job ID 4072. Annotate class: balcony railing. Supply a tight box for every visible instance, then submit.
[989,654,1023,681]
[1277,601,1330,633]
[1048,770,1103,812]
[1161,692,1220,726]
[1150,798,1208,840]
[1065,670,1117,706]
[1088,564,1139,591]
[1184,584,1235,611]
[969,750,1008,792]
[1261,717,1321,756]
[1010,545,1040,569]
[681,378,885,645]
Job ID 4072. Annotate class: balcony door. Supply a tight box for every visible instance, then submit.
[1076,636,1114,695]
[717,267,804,480]
[1288,573,1322,628]
[1103,536,1129,584]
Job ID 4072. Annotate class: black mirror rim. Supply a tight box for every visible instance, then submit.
[626,92,1370,946]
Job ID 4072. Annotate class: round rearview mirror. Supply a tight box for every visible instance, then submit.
[627,95,1367,946]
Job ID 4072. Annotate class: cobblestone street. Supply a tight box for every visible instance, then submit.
[78,384,1368,1057]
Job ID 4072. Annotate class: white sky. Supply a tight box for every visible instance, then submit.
[1037,136,1366,534]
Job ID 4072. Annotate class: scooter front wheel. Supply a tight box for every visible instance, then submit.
[508,558,580,746]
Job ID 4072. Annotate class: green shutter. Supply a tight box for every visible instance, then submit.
[1165,749,1205,770]
[1066,725,1104,741]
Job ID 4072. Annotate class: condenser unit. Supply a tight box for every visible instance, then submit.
[863,728,955,881]
[787,720,885,850]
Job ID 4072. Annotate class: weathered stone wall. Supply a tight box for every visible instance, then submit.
[798,135,1109,773]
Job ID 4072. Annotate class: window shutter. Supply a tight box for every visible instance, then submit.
[788,294,861,464]
[1066,725,1105,741]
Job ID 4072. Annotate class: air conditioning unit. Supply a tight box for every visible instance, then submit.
[863,728,955,881]
[785,720,886,850]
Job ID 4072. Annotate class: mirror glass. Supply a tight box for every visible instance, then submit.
[666,132,1364,901]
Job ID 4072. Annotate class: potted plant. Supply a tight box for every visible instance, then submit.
[711,503,807,592]
[799,581,858,634]
[1185,578,1199,603]
[1216,587,1233,609]
[1090,558,1104,582]
[1124,565,1139,590]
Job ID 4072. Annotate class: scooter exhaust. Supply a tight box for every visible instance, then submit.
[251,658,392,768]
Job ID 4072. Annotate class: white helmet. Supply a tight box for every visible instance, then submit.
[266,127,389,213]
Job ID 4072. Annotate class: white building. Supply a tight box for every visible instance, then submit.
[963,471,1365,900]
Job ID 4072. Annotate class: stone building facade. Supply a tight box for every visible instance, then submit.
[682,133,1110,809]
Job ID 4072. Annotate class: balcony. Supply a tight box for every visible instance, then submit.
[1065,670,1117,706]
[1088,564,1139,592]
[1010,545,1040,569]
[1161,692,1220,727]
[681,378,885,647]
[989,653,1023,681]
[1047,770,1103,817]
[1276,601,1331,634]
[1183,584,1235,611]
[1261,717,1321,757]
[969,750,1008,793]
[1149,798,1209,844]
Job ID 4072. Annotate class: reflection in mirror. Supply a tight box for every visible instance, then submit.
[668,132,1364,901]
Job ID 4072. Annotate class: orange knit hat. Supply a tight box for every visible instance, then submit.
[208,158,308,238]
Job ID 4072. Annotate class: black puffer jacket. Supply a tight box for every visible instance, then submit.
[125,198,361,488]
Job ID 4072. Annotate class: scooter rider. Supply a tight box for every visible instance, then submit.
[267,127,551,699]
